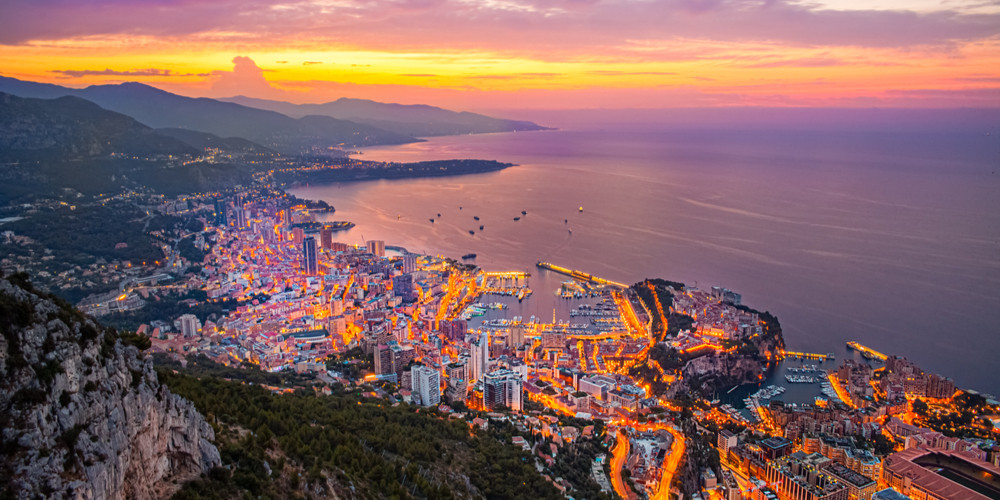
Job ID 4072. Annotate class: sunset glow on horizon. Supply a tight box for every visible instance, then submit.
[1,0,998,111]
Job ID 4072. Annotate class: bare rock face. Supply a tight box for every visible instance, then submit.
[0,276,220,499]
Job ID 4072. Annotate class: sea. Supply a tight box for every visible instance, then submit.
[289,123,1000,395]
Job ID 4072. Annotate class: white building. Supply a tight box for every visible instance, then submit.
[411,365,441,407]
[177,314,201,338]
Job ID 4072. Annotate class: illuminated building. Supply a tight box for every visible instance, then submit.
[366,239,385,257]
[440,318,467,342]
[471,331,490,382]
[764,451,848,500]
[402,253,416,273]
[823,462,876,500]
[234,207,246,229]
[445,362,468,403]
[483,368,522,411]
[411,365,441,407]
[719,429,738,455]
[881,447,1000,500]
[302,236,318,275]
[320,225,333,249]
[213,199,228,226]
[374,344,393,376]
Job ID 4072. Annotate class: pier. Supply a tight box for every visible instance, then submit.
[536,261,629,288]
[846,341,888,361]
[779,350,831,361]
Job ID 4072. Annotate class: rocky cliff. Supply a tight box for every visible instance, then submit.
[0,274,219,499]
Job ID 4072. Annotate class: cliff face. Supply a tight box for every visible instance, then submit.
[0,276,220,499]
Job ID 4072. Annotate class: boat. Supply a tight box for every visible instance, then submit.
[564,219,568,224]
[479,225,484,230]
[429,218,434,223]
[568,229,572,234]
[521,210,527,215]
[468,230,475,235]
[579,206,583,212]
[474,216,480,220]
[513,217,520,221]
[462,253,477,260]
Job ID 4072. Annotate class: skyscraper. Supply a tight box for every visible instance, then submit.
[320,225,333,249]
[445,362,468,403]
[302,236,318,275]
[234,207,246,230]
[367,240,385,257]
[402,253,416,273]
[471,331,490,382]
[411,365,441,407]
[483,369,522,411]
[213,199,227,226]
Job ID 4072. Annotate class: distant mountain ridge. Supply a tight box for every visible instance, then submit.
[0,76,418,154]
[0,91,196,161]
[222,95,550,137]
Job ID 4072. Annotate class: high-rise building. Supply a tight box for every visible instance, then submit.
[374,344,394,375]
[445,362,467,403]
[177,314,201,338]
[234,207,246,230]
[402,253,417,273]
[483,369,522,411]
[367,240,385,257]
[440,318,467,342]
[471,331,490,382]
[292,226,304,245]
[392,344,416,378]
[303,236,318,275]
[320,225,334,249]
[411,365,441,407]
[213,199,228,226]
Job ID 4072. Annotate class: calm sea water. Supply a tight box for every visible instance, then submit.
[290,126,1000,393]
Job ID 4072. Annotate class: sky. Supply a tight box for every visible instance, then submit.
[0,0,998,111]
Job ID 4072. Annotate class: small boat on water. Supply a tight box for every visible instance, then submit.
[468,230,475,235]
[479,225,484,230]
[579,206,584,212]
[462,253,477,260]
[429,218,434,223]
[513,217,520,221]
[474,216,480,221]
[521,210,527,215]
[437,213,442,217]
[564,219,568,224]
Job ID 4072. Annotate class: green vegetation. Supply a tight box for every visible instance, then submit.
[272,159,513,186]
[159,360,563,500]
[911,392,998,440]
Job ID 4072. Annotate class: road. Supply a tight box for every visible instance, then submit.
[651,425,686,500]
[610,429,636,500]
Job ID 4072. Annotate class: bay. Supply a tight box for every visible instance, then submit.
[290,125,1000,393]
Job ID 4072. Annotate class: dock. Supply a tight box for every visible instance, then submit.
[536,261,628,288]
[846,341,888,361]
[779,350,831,361]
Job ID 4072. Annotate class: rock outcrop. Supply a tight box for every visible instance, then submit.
[0,275,220,499]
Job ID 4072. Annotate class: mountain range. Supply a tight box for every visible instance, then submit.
[0,76,547,154]
[221,95,550,137]
[0,92,196,161]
